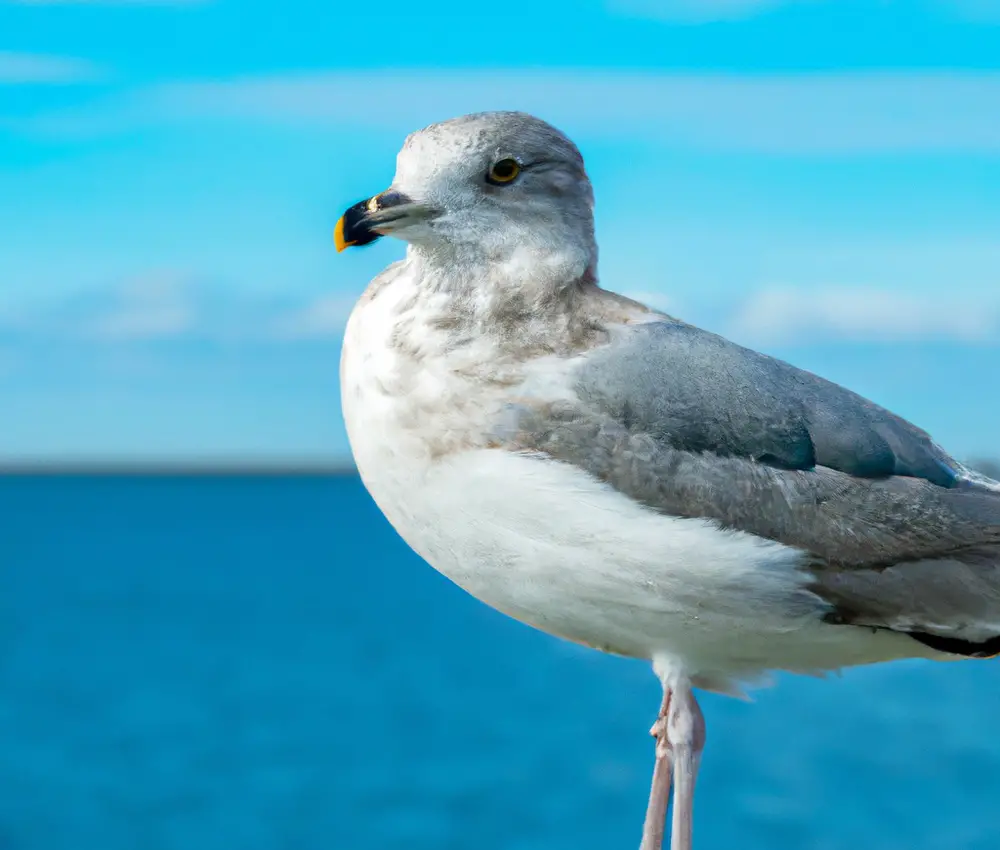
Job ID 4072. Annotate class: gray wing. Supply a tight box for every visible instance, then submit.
[578,320,961,487]
[511,319,1000,648]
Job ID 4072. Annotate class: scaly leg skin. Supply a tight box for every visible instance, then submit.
[639,688,673,850]
[666,682,706,850]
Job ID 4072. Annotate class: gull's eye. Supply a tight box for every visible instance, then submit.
[486,158,521,185]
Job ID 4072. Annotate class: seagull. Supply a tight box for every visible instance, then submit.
[334,111,1000,850]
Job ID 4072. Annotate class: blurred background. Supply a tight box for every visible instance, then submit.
[2,0,1000,848]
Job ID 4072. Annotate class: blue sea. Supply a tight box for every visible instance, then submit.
[3,474,1000,850]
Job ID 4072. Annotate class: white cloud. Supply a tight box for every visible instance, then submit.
[0,273,197,340]
[0,50,105,84]
[609,0,1000,23]
[609,0,788,22]
[8,0,208,5]
[936,0,1000,22]
[271,294,356,340]
[163,70,1000,155]
[0,274,353,343]
[86,275,194,339]
[18,70,1000,154]
[730,285,1000,344]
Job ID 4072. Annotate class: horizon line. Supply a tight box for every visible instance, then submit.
[0,458,359,476]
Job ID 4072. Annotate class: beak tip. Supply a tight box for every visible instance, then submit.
[333,216,350,253]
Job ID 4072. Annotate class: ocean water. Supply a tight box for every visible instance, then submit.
[3,474,1000,850]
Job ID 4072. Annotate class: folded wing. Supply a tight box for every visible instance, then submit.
[511,319,1000,652]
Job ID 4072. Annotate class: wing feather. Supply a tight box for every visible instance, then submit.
[507,319,1000,644]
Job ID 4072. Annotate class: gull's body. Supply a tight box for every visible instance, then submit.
[336,111,1000,850]
[342,261,929,684]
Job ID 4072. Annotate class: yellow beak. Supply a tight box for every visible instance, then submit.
[333,216,355,253]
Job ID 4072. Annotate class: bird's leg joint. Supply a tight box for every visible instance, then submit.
[650,689,674,761]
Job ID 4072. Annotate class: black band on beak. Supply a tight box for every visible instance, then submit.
[337,198,382,250]
[334,190,414,252]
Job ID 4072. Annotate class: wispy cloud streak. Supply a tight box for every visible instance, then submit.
[730,286,1000,344]
[8,0,209,6]
[609,0,787,22]
[945,0,1000,22]
[0,275,352,342]
[16,70,1000,154]
[610,0,1000,23]
[0,50,105,84]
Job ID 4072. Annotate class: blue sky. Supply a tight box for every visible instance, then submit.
[2,0,999,463]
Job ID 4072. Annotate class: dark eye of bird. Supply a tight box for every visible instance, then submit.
[486,158,521,185]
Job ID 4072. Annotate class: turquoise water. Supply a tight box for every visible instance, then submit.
[3,474,1000,849]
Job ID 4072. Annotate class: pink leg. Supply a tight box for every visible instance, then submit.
[639,688,673,850]
[666,683,706,850]
[639,672,707,850]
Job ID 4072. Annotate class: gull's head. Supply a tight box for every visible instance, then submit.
[335,112,596,277]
